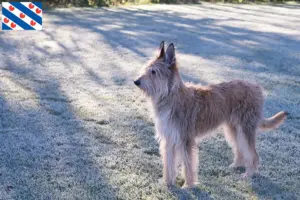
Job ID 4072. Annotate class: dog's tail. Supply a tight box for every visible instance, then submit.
[258,111,288,131]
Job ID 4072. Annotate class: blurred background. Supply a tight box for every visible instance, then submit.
[1,0,300,8]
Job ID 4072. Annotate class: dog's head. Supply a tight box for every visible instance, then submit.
[134,41,181,98]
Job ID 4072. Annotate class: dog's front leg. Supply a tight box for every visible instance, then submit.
[182,142,199,188]
[159,139,176,186]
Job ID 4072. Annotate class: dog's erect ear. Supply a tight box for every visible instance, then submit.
[157,41,165,59]
[165,43,176,68]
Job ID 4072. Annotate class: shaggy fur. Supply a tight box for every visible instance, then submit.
[134,41,287,188]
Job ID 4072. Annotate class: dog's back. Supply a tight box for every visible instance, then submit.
[176,80,264,136]
[209,80,264,128]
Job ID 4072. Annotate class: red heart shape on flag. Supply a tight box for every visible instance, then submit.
[29,3,34,9]
[11,22,16,28]
[4,18,9,24]
[36,8,41,14]
[9,6,15,11]
[20,13,25,19]
[30,20,36,26]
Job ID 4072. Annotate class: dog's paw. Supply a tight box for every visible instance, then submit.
[241,172,249,179]
[181,181,198,189]
[229,163,238,169]
[159,177,176,188]
[229,162,244,169]
[241,171,254,179]
[241,167,259,179]
[182,184,192,189]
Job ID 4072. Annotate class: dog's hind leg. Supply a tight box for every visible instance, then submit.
[160,140,176,186]
[238,124,259,178]
[224,123,244,168]
[181,141,198,188]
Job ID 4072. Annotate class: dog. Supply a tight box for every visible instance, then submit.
[134,41,287,188]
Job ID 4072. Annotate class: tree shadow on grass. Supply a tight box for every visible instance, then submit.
[45,5,300,79]
[168,185,213,200]
[251,175,298,200]
[0,38,117,199]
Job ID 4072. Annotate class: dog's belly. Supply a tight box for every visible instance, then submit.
[154,107,226,143]
[196,116,225,135]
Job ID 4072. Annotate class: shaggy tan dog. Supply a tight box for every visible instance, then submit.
[134,41,287,188]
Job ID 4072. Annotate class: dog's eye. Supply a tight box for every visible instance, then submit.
[152,70,156,75]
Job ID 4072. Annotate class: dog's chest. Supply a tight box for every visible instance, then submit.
[154,110,181,144]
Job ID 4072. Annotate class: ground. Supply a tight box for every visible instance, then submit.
[0,3,300,200]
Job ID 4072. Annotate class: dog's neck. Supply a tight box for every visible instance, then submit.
[151,74,186,111]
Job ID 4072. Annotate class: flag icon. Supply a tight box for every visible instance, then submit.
[2,2,42,31]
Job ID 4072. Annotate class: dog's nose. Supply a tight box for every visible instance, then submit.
[134,80,140,86]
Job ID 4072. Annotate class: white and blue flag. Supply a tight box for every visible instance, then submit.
[2,2,42,31]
